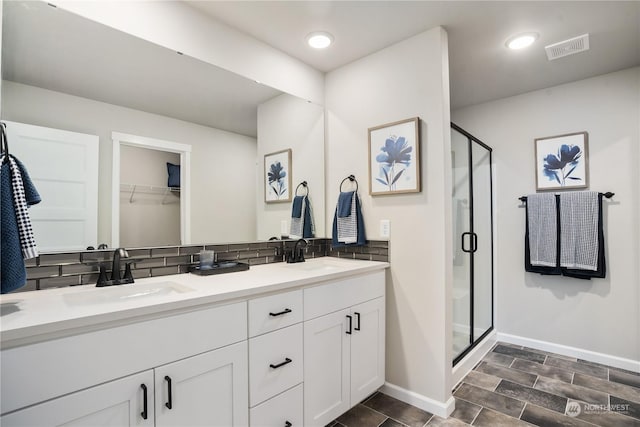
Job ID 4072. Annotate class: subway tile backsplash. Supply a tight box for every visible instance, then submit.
[15,239,389,292]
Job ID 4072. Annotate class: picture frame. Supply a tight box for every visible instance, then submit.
[264,148,292,203]
[368,117,421,196]
[535,132,588,191]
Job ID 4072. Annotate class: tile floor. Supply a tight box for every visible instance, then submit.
[328,342,640,427]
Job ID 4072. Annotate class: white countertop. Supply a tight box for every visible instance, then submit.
[0,257,388,347]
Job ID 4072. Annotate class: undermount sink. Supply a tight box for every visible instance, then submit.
[63,282,193,306]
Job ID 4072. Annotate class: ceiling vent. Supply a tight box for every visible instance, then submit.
[545,34,590,61]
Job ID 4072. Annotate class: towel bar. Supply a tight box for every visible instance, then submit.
[518,192,614,203]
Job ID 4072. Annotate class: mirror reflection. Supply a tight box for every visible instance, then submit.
[1,1,325,252]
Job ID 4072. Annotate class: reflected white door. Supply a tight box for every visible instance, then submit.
[4,121,99,251]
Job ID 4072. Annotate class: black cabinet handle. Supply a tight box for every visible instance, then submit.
[354,312,361,331]
[269,358,292,369]
[164,375,173,409]
[285,422,292,427]
[269,308,292,317]
[346,315,352,335]
[471,232,478,253]
[140,384,148,420]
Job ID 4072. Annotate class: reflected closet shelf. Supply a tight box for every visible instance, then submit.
[120,183,180,204]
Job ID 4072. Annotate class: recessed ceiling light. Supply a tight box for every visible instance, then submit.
[506,33,539,50]
[307,32,333,49]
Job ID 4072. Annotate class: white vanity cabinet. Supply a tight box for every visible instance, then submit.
[0,302,248,426]
[0,370,155,427]
[303,271,386,427]
[0,260,389,427]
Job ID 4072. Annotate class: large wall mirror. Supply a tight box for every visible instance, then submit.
[1,1,325,252]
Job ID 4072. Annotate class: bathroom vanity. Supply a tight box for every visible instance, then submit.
[0,258,388,427]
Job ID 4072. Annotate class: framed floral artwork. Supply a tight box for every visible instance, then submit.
[264,149,292,203]
[535,132,588,191]
[368,117,421,195]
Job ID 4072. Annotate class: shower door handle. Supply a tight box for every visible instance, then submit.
[461,232,478,253]
[461,232,472,253]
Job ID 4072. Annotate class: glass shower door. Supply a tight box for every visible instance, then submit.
[451,123,494,365]
[451,127,472,361]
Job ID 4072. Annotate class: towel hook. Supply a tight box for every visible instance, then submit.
[295,181,309,197]
[340,174,358,192]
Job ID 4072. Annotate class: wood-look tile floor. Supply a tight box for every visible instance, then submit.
[328,342,640,427]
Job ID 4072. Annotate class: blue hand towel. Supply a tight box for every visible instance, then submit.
[291,196,304,218]
[337,191,354,217]
[1,155,41,294]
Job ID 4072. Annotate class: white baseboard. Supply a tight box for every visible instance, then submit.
[380,382,456,418]
[452,330,497,387]
[497,332,640,373]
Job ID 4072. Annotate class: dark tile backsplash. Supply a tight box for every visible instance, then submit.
[15,239,389,292]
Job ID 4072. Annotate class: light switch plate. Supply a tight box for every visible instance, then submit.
[380,220,390,238]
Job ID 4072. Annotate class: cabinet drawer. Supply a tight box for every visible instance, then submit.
[249,290,302,337]
[249,323,303,406]
[250,383,303,427]
[304,271,385,320]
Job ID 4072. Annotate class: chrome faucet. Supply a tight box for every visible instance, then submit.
[97,248,134,287]
[286,239,308,263]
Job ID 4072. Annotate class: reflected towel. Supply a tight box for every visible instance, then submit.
[290,196,315,239]
[560,191,599,270]
[1,154,41,294]
[527,193,557,267]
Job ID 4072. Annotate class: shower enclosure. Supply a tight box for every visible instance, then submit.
[451,123,494,365]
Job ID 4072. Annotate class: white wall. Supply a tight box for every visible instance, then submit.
[119,146,180,247]
[326,28,454,413]
[54,0,324,105]
[453,67,640,363]
[2,81,257,246]
[257,94,325,239]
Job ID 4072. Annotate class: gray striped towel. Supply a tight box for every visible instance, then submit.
[1,154,38,259]
[560,191,599,271]
[527,193,557,267]
[337,191,357,243]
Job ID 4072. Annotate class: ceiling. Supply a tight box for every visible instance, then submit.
[187,1,640,109]
[1,1,281,137]
[2,1,638,135]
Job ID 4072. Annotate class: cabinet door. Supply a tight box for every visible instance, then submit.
[350,297,385,404]
[155,341,248,427]
[1,371,154,427]
[303,309,350,427]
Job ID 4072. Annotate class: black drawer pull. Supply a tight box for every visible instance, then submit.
[354,312,361,331]
[165,375,173,409]
[346,315,352,335]
[140,384,148,420]
[269,308,292,317]
[285,422,292,427]
[269,358,292,369]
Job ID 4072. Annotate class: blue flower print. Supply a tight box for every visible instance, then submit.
[543,144,582,186]
[268,161,287,198]
[375,135,412,191]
